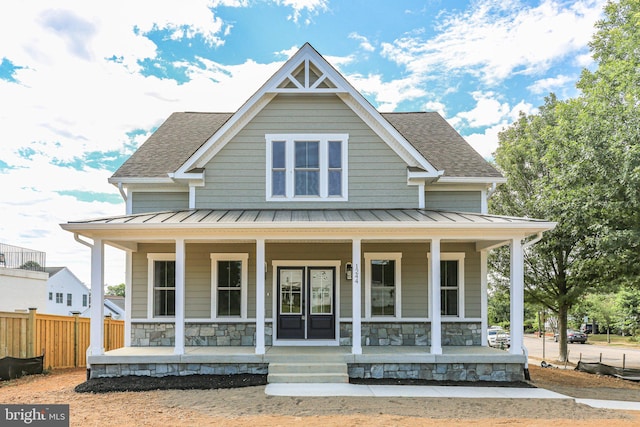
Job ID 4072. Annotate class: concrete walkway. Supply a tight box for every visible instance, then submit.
[265,383,640,411]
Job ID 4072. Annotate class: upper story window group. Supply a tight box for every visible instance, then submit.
[266,134,348,201]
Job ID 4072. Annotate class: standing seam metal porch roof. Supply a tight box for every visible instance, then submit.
[65,209,553,229]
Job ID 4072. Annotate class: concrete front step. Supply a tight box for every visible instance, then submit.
[268,362,349,383]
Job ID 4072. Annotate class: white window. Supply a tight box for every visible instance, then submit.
[82,294,88,307]
[211,253,248,318]
[364,253,402,319]
[147,253,176,318]
[66,293,72,307]
[55,292,63,304]
[428,253,465,317]
[266,134,348,201]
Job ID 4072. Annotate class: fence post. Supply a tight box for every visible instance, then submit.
[27,308,37,358]
[72,312,81,368]
[105,314,112,351]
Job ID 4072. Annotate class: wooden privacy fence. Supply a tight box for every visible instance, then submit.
[0,309,124,369]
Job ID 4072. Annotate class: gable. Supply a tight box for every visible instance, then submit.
[109,43,503,190]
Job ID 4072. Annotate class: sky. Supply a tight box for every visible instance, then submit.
[0,0,606,287]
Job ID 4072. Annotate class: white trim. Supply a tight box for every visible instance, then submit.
[351,239,362,354]
[480,250,488,346]
[271,260,341,346]
[510,237,524,355]
[124,251,132,347]
[174,239,185,355]
[363,252,402,320]
[210,253,249,319]
[146,253,176,319]
[255,240,266,354]
[89,239,105,357]
[436,177,507,184]
[265,133,349,201]
[429,238,442,354]
[428,252,466,318]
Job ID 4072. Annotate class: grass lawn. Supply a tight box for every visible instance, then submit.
[587,333,640,347]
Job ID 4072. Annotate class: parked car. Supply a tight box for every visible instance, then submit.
[487,327,510,348]
[554,330,587,344]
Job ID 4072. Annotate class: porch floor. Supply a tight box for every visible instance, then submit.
[89,345,524,365]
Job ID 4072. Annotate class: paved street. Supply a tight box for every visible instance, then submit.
[524,334,640,368]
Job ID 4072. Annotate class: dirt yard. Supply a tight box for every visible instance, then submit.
[2,364,640,426]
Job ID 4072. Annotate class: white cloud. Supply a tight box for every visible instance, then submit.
[349,33,376,52]
[380,0,605,84]
[528,74,575,95]
[423,101,446,117]
[347,73,428,112]
[0,1,286,286]
[464,124,506,158]
[452,95,535,157]
[273,0,330,24]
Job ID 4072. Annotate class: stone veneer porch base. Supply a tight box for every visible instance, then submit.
[90,361,523,382]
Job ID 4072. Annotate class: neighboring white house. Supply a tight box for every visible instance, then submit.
[44,267,90,316]
[0,243,48,312]
[82,296,125,320]
[0,268,48,312]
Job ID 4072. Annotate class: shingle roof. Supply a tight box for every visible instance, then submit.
[382,112,502,178]
[111,110,501,179]
[111,112,233,178]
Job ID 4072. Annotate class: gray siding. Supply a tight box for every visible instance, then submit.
[362,243,429,318]
[129,241,482,321]
[425,191,482,213]
[196,94,416,209]
[131,192,189,214]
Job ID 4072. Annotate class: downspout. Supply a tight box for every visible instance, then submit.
[74,233,93,249]
[73,232,93,380]
[117,182,127,203]
[520,231,544,381]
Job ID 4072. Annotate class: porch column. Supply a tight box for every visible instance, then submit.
[480,250,488,346]
[509,238,524,355]
[430,238,442,354]
[174,238,185,355]
[351,238,362,355]
[255,239,266,355]
[89,238,105,356]
[124,250,132,347]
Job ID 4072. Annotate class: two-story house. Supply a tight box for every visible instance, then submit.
[62,44,554,382]
[44,267,90,316]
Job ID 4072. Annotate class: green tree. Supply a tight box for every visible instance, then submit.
[490,95,601,362]
[575,0,640,285]
[490,0,640,362]
[616,286,640,336]
[106,283,125,297]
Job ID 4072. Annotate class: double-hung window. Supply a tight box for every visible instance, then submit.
[211,253,248,318]
[365,253,402,318]
[148,253,176,318]
[428,253,465,317]
[55,293,63,304]
[266,134,348,201]
[82,294,88,307]
[66,293,72,307]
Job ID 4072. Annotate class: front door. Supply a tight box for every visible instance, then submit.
[277,266,335,340]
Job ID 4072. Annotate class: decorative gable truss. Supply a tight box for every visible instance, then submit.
[275,58,339,91]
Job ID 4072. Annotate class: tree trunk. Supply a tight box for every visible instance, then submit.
[557,305,569,362]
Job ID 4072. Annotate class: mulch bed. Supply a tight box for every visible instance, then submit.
[75,373,267,393]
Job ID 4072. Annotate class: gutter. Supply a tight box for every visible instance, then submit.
[523,232,544,249]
